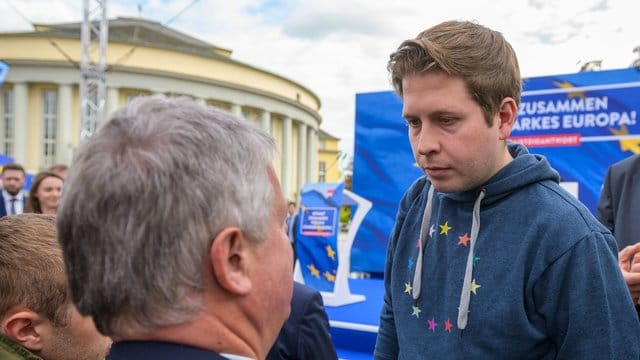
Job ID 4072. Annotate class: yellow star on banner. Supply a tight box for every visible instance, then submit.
[307,264,320,278]
[404,282,412,294]
[470,279,481,295]
[439,221,452,235]
[610,124,640,154]
[325,245,336,260]
[323,271,336,283]
[411,305,421,318]
[552,80,586,99]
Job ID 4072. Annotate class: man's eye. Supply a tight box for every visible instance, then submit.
[405,118,420,128]
[440,117,457,125]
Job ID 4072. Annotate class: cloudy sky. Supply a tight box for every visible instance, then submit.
[2,0,639,153]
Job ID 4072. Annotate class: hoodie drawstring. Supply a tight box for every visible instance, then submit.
[457,189,485,330]
[412,185,434,301]
[410,185,486,331]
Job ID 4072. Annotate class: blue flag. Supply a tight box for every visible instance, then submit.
[296,183,343,292]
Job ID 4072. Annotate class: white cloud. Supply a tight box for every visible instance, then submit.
[2,0,639,154]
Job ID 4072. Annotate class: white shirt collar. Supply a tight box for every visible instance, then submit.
[220,353,255,360]
[2,189,24,201]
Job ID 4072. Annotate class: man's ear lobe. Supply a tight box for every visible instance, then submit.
[3,311,45,352]
[209,227,253,295]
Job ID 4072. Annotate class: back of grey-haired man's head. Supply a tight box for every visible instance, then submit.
[57,97,277,337]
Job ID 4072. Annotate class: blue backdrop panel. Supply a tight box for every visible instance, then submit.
[352,68,640,274]
[351,92,423,274]
[297,182,343,292]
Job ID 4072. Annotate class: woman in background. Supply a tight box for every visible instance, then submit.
[25,171,63,215]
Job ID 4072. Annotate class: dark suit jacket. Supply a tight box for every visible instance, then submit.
[597,154,640,249]
[107,341,228,360]
[0,193,25,217]
[267,282,338,360]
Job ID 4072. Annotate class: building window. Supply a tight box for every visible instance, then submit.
[42,89,58,167]
[318,161,326,182]
[1,89,14,156]
[319,140,326,150]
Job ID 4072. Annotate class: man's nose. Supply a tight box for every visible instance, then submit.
[415,123,440,155]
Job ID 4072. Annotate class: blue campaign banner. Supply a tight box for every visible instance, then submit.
[511,68,640,213]
[352,67,640,274]
[351,91,423,274]
[0,61,9,85]
[297,182,343,292]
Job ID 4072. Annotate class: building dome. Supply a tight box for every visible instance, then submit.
[0,17,331,200]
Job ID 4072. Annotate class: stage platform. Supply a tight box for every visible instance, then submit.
[325,278,384,360]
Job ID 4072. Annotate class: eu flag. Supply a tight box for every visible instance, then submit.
[296,183,344,292]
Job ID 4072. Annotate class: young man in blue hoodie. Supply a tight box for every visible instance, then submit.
[373,20,640,359]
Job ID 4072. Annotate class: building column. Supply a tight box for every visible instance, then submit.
[57,84,73,165]
[230,103,242,118]
[13,82,28,165]
[297,122,308,191]
[307,128,318,182]
[260,109,271,133]
[106,86,119,116]
[282,116,292,198]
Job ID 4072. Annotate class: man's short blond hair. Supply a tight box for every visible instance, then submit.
[0,214,70,326]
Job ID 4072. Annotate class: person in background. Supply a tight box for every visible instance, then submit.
[25,172,63,215]
[0,213,111,360]
[57,97,293,360]
[374,20,640,359]
[285,201,297,233]
[1,163,26,217]
[285,201,298,264]
[46,164,69,181]
[597,154,640,306]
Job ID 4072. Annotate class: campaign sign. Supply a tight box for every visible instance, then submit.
[296,183,344,292]
[300,207,337,237]
[510,68,640,213]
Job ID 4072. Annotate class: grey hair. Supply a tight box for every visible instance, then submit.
[57,97,277,336]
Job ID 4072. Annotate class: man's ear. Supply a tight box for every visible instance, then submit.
[496,97,518,140]
[209,227,253,295]
[2,310,45,352]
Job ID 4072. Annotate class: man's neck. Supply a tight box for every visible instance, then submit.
[116,310,260,360]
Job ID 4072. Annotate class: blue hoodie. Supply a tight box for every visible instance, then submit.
[374,143,640,359]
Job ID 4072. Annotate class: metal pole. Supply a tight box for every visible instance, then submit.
[80,0,108,142]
